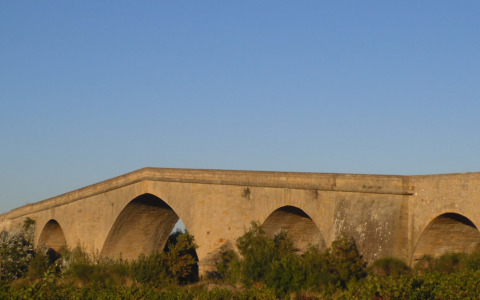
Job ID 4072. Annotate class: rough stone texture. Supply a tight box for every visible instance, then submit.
[262,205,326,252]
[409,173,480,264]
[412,213,480,261]
[1,168,479,272]
[37,220,66,252]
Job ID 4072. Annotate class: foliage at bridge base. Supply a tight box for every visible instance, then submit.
[4,219,480,299]
[0,219,35,281]
[210,222,367,297]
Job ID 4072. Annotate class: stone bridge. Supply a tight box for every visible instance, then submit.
[1,168,480,272]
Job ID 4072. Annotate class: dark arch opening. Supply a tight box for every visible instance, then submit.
[38,219,67,252]
[100,193,191,261]
[413,213,480,262]
[262,205,326,252]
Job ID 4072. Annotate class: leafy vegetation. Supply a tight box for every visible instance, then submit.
[0,219,35,281]
[368,257,411,277]
[3,219,480,299]
[210,222,367,297]
[241,187,251,200]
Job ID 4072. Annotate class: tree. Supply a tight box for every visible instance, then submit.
[234,222,305,297]
[164,230,199,284]
[324,235,367,287]
[0,229,34,281]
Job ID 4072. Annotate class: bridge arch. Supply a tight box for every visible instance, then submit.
[412,212,480,263]
[100,193,189,260]
[37,219,66,252]
[261,205,326,252]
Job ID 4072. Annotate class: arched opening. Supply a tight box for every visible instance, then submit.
[100,193,190,261]
[37,219,66,252]
[262,206,326,252]
[412,213,480,262]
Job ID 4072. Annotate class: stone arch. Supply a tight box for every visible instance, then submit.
[37,219,67,252]
[100,193,188,260]
[261,205,326,252]
[412,213,480,263]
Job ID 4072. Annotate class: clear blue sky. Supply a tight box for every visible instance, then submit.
[1,2,479,213]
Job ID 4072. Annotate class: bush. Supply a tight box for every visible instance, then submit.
[68,263,96,284]
[164,230,199,284]
[302,245,332,291]
[62,255,130,286]
[369,257,410,277]
[339,269,480,299]
[415,252,470,275]
[217,223,367,297]
[44,230,200,287]
[264,252,305,298]
[226,223,307,297]
[434,252,467,274]
[464,251,480,271]
[414,254,436,274]
[324,234,367,287]
[0,229,34,281]
[129,252,170,286]
[214,249,240,283]
[27,247,52,279]
[58,246,92,272]
[235,222,279,286]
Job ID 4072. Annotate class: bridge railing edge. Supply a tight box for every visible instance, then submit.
[0,167,414,220]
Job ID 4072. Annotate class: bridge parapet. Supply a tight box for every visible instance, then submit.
[0,168,413,221]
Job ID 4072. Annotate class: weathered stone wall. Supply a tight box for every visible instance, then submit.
[408,173,480,263]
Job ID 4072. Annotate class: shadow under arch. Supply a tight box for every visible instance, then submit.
[412,213,480,263]
[261,205,326,252]
[100,193,187,260]
[38,219,67,252]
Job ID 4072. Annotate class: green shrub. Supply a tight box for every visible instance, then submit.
[415,252,470,275]
[264,253,305,298]
[58,247,130,286]
[68,263,96,283]
[235,222,279,286]
[414,254,436,274]
[214,249,241,283]
[225,223,307,297]
[129,252,170,286]
[302,245,332,291]
[339,270,480,299]
[27,247,52,279]
[369,257,410,277]
[164,230,199,284]
[324,234,367,287]
[273,230,297,255]
[0,229,34,281]
[434,252,468,274]
[51,230,199,287]
[58,246,92,272]
[464,251,480,271]
[216,223,369,297]
[433,270,480,299]
[64,260,130,287]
